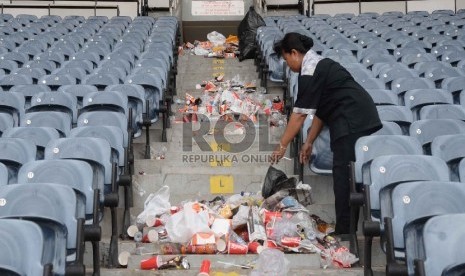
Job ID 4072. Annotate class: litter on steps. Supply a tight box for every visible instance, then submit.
[119,167,359,272]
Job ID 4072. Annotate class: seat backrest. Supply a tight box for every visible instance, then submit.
[81,91,128,115]
[29,91,78,123]
[2,127,60,159]
[44,137,112,186]
[77,111,128,147]
[369,155,449,214]
[21,111,72,137]
[404,89,453,120]
[0,137,36,182]
[18,159,96,215]
[354,135,423,184]
[409,119,465,153]
[0,183,78,275]
[387,181,465,253]
[419,104,465,120]
[0,219,47,276]
[407,213,465,276]
[0,113,14,133]
[70,125,125,167]
[0,92,25,126]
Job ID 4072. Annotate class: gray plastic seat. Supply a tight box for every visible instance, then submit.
[0,137,36,183]
[126,73,163,121]
[376,105,413,133]
[0,162,7,185]
[24,60,56,74]
[0,183,82,276]
[9,84,51,109]
[353,135,423,185]
[383,181,465,269]
[81,91,128,115]
[83,73,121,90]
[378,67,417,89]
[404,89,453,120]
[0,113,14,135]
[29,91,78,123]
[0,92,25,126]
[77,111,128,148]
[70,126,124,167]
[14,67,47,84]
[53,68,87,84]
[409,119,465,154]
[21,111,72,137]
[39,74,77,89]
[45,137,112,188]
[391,77,435,101]
[58,84,98,106]
[408,213,465,276]
[18,159,95,219]
[419,104,465,121]
[2,127,59,159]
[372,121,402,135]
[0,219,49,276]
[62,60,94,74]
[366,89,399,105]
[0,74,33,90]
[442,76,465,103]
[431,134,465,181]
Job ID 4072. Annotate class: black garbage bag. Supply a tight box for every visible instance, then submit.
[262,166,297,199]
[238,6,265,61]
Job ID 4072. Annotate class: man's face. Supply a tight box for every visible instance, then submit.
[282,50,301,73]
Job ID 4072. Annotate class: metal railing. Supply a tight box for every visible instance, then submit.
[261,0,305,15]
[0,2,121,16]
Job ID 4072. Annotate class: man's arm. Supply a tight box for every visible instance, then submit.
[279,112,308,148]
[305,115,324,146]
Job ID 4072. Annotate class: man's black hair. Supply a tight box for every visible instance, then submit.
[273,32,314,57]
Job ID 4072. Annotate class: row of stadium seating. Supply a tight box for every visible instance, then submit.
[257,12,465,276]
[0,14,180,275]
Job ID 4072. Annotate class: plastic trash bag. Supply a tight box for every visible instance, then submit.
[250,248,289,276]
[165,202,211,243]
[207,31,226,46]
[238,7,265,61]
[136,186,171,224]
[262,166,297,199]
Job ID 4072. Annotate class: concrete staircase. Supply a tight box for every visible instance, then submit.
[89,54,386,275]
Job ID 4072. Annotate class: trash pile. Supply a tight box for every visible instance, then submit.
[175,75,285,127]
[184,31,240,58]
[121,167,359,271]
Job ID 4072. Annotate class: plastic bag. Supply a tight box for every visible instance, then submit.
[136,186,171,224]
[262,166,296,199]
[249,248,289,276]
[165,202,211,243]
[238,7,265,61]
[194,46,210,56]
[207,31,226,46]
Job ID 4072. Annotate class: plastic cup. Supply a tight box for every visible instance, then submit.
[127,225,139,238]
[198,259,211,276]
[228,241,248,254]
[248,241,264,254]
[118,251,130,266]
[140,255,162,270]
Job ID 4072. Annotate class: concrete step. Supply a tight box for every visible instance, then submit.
[98,267,385,276]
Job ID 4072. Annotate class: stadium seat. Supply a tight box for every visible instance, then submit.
[362,155,449,275]
[408,213,465,276]
[409,119,465,154]
[0,219,51,276]
[21,111,72,137]
[431,134,465,181]
[403,89,453,120]
[419,104,465,120]
[383,181,465,275]
[2,127,59,159]
[0,183,85,275]
[0,113,14,135]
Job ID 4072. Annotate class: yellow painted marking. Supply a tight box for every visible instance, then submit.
[213,59,225,64]
[210,142,231,152]
[210,159,232,167]
[212,72,224,78]
[213,66,224,71]
[210,175,234,194]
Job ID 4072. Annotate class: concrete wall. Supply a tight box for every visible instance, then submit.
[311,0,458,15]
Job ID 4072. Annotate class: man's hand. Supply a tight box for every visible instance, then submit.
[300,142,313,164]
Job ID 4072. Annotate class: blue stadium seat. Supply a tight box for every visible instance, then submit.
[408,213,465,276]
[0,183,85,275]
[362,155,449,275]
[0,113,14,135]
[419,104,465,121]
[409,119,465,154]
[431,134,465,181]
[21,111,72,137]
[2,127,59,159]
[0,219,51,276]
[383,181,465,275]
